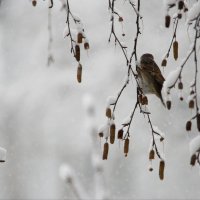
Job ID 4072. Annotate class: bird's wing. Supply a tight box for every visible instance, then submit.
[141,61,165,84]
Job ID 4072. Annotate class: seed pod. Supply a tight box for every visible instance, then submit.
[119,16,123,22]
[159,160,165,180]
[124,138,129,157]
[149,167,153,172]
[77,64,82,83]
[190,90,195,95]
[189,100,194,109]
[165,15,171,28]
[180,96,184,101]
[178,82,183,90]
[186,121,192,131]
[102,142,109,160]
[84,42,90,50]
[173,41,178,60]
[184,7,188,12]
[197,113,200,132]
[178,1,184,10]
[110,124,116,144]
[142,96,148,105]
[161,59,167,67]
[190,154,196,166]
[118,129,124,139]
[99,132,104,138]
[166,100,171,110]
[106,107,112,118]
[178,13,182,19]
[75,45,80,61]
[77,32,83,43]
[122,33,125,37]
[32,0,37,6]
[160,137,164,142]
[149,149,155,160]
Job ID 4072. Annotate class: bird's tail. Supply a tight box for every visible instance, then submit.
[157,91,165,107]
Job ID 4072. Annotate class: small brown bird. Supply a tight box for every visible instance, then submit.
[136,53,165,105]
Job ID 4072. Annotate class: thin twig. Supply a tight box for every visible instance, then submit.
[47,8,54,66]
[164,18,179,59]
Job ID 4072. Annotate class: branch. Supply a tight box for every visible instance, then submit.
[47,8,54,66]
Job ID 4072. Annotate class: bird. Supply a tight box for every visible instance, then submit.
[136,53,165,105]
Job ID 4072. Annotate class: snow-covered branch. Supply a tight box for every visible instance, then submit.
[61,0,90,82]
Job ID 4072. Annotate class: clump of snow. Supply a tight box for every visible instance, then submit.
[190,80,195,87]
[104,123,110,139]
[172,13,178,19]
[141,105,150,114]
[178,91,183,99]
[160,153,166,161]
[162,67,181,96]
[98,124,107,134]
[190,136,200,156]
[76,22,84,32]
[153,125,165,139]
[59,164,74,181]
[84,37,89,44]
[122,115,131,125]
[72,13,81,22]
[98,121,110,138]
[106,96,117,106]
[114,8,122,17]
[0,147,6,162]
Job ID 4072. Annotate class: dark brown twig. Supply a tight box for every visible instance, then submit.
[49,0,53,8]
[164,18,179,59]
[107,0,163,159]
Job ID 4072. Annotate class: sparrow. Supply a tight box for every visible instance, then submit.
[136,53,165,105]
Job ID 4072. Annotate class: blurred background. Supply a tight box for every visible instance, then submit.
[0,0,200,199]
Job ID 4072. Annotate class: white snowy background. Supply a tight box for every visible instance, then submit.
[0,0,200,199]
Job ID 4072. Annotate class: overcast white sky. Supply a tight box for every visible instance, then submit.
[0,0,200,199]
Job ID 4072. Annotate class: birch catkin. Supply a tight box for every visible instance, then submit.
[190,154,196,166]
[159,160,165,180]
[149,149,155,160]
[75,45,80,61]
[32,0,37,6]
[165,15,171,28]
[103,142,109,160]
[161,59,167,67]
[110,124,116,144]
[77,64,82,83]
[186,121,192,131]
[197,113,200,132]
[77,32,83,44]
[118,129,123,139]
[124,138,129,157]
[106,108,112,118]
[173,41,178,60]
